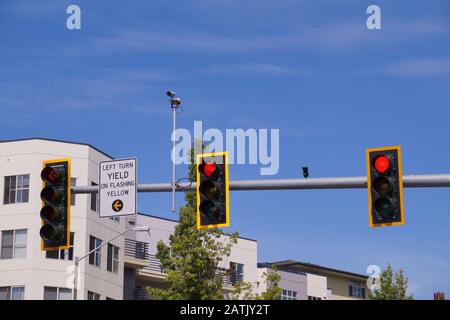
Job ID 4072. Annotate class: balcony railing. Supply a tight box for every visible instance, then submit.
[217,267,244,286]
[124,239,243,286]
[123,287,152,300]
[124,239,163,273]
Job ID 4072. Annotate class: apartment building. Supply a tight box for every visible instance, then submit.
[0,138,126,300]
[0,138,257,300]
[123,214,258,300]
[260,260,369,300]
[0,138,368,300]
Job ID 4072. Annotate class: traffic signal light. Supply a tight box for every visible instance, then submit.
[40,159,71,250]
[196,152,229,230]
[366,146,404,227]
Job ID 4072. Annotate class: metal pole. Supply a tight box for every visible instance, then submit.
[73,256,79,300]
[171,102,176,212]
[72,174,450,194]
[70,226,149,300]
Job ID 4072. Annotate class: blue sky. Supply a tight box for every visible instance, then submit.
[1,0,450,299]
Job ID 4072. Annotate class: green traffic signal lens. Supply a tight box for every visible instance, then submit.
[374,197,392,217]
[199,180,219,199]
[40,224,62,242]
[373,177,392,195]
[199,200,222,222]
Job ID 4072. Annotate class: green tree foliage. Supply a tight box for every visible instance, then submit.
[369,264,414,300]
[230,264,282,300]
[147,142,238,300]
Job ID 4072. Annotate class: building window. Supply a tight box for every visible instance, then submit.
[70,178,77,206]
[3,175,29,204]
[0,286,25,300]
[1,229,27,259]
[89,236,102,267]
[87,291,101,300]
[107,243,119,273]
[349,281,366,299]
[230,262,244,283]
[44,287,72,300]
[109,216,120,223]
[281,289,297,300]
[46,233,75,260]
[308,296,322,300]
[90,182,98,211]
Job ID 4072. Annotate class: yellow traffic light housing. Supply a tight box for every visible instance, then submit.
[196,152,230,230]
[40,159,71,250]
[366,146,404,227]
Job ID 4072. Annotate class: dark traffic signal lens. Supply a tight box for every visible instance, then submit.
[199,200,222,221]
[199,180,219,199]
[40,187,62,203]
[374,197,392,217]
[40,206,62,223]
[373,155,390,174]
[372,177,391,195]
[40,224,62,242]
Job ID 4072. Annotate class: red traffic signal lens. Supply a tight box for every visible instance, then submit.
[199,162,217,178]
[41,167,58,183]
[373,155,390,174]
[204,163,216,177]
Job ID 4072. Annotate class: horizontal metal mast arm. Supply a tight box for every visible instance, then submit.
[71,174,450,194]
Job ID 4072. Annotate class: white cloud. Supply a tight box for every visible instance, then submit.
[199,63,312,77]
[76,17,449,57]
[2,0,64,18]
[0,65,176,122]
[381,58,450,78]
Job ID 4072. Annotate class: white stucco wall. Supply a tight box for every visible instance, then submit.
[0,139,125,300]
[306,273,328,299]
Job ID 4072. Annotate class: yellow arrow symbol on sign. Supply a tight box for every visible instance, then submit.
[113,200,123,211]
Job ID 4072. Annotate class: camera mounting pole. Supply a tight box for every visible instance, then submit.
[167,91,181,213]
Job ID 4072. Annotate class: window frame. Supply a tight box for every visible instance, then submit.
[3,174,30,204]
[46,232,75,260]
[90,182,98,212]
[89,236,102,267]
[107,243,119,273]
[1,229,27,260]
[281,289,298,300]
[87,290,101,300]
[70,178,77,206]
[348,281,366,298]
[229,262,244,283]
[43,286,72,300]
[0,286,25,300]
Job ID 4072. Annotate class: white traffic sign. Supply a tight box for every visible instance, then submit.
[99,158,137,218]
